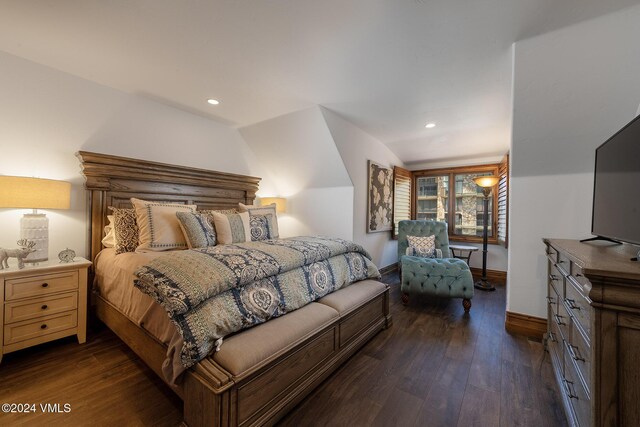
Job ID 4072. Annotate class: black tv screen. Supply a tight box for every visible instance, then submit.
[592,114,640,245]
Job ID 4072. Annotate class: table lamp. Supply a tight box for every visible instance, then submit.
[473,175,500,291]
[260,197,287,213]
[0,176,71,263]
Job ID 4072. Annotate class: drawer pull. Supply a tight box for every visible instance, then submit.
[41,304,48,310]
[557,260,565,264]
[568,344,585,362]
[554,314,566,326]
[563,379,578,399]
[40,324,47,330]
[549,274,559,282]
[548,332,557,343]
[41,283,49,288]
[546,296,555,305]
[566,299,581,311]
[575,273,583,277]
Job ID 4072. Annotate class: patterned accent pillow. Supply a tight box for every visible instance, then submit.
[406,235,436,258]
[238,203,279,238]
[211,211,252,244]
[109,207,139,254]
[200,208,238,225]
[249,213,275,241]
[176,211,217,249]
[131,198,196,252]
[406,246,443,259]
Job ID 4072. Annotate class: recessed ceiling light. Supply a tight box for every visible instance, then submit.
[425,123,436,129]
[207,99,220,105]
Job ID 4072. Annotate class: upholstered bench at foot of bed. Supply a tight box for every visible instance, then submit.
[184,279,391,427]
[400,256,474,312]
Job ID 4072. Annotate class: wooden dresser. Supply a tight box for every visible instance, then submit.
[0,258,91,363]
[544,239,640,427]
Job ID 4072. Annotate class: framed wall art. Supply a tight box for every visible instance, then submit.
[367,160,394,233]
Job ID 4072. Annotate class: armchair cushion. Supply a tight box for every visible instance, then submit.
[405,247,443,259]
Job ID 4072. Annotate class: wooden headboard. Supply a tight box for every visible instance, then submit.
[77,151,261,264]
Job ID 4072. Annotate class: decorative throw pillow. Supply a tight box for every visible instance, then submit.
[176,211,217,249]
[406,235,436,258]
[131,198,196,252]
[110,207,139,254]
[101,215,116,248]
[238,203,279,238]
[200,208,238,226]
[249,213,275,241]
[211,211,252,244]
[406,246,443,259]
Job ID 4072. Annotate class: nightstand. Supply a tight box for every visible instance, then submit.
[0,257,91,363]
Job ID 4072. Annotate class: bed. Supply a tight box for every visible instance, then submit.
[77,151,392,427]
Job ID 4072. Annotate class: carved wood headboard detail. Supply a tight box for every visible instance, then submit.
[77,151,261,264]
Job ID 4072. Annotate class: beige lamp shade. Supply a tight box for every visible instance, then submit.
[473,175,500,188]
[0,176,71,209]
[260,197,286,213]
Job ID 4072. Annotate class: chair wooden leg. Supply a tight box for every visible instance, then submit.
[401,292,409,305]
[463,298,472,313]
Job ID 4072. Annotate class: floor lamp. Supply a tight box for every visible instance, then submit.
[473,175,500,291]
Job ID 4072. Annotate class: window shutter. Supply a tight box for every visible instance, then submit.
[497,154,509,248]
[393,166,412,239]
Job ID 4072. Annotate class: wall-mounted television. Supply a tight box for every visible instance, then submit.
[590,114,640,246]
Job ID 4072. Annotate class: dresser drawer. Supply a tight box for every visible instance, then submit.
[554,299,571,342]
[4,311,77,346]
[547,282,560,316]
[557,252,571,275]
[564,348,591,427]
[565,280,591,338]
[568,323,591,396]
[547,312,563,375]
[4,271,78,301]
[4,292,78,324]
[549,269,563,299]
[571,264,591,293]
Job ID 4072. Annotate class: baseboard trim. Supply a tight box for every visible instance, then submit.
[505,311,547,340]
[470,267,507,285]
[379,263,399,275]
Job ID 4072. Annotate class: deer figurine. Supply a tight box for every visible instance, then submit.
[0,239,37,269]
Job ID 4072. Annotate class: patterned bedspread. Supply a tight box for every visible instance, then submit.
[134,236,380,367]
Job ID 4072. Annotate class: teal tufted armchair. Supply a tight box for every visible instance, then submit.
[398,220,473,312]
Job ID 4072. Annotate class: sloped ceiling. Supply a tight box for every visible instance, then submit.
[0,0,638,164]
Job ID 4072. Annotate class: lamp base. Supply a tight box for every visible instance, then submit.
[474,278,496,292]
[20,213,49,263]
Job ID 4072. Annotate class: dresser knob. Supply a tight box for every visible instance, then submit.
[568,344,585,362]
[554,314,566,326]
[563,379,578,399]
[41,283,49,288]
[40,324,47,329]
[575,273,583,277]
[566,299,581,311]
[41,305,48,310]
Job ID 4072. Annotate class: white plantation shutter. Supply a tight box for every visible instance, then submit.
[497,154,509,247]
[393,166,412,238]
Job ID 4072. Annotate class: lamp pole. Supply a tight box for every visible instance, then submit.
[472,175,499,291]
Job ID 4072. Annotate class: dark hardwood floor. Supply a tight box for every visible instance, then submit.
[0,272,566,426]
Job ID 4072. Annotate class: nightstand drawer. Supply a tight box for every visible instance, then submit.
[3,311,77,346]
[5,271,78,301]
[4,292,78,324]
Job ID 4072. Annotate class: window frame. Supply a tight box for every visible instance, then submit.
[412,164,500,244]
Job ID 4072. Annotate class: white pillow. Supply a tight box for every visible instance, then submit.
[238,203,280,238]
[211,211,251,244]
[131,198,196,252]
[101,215,116,248]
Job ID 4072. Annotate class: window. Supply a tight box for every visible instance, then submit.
[392,166,412,238]
[412,165,501,243]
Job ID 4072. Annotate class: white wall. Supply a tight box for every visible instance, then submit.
[321,108,405,268]
[239,107,355,241]
[509,5,640,318]
[0,50,268,260]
